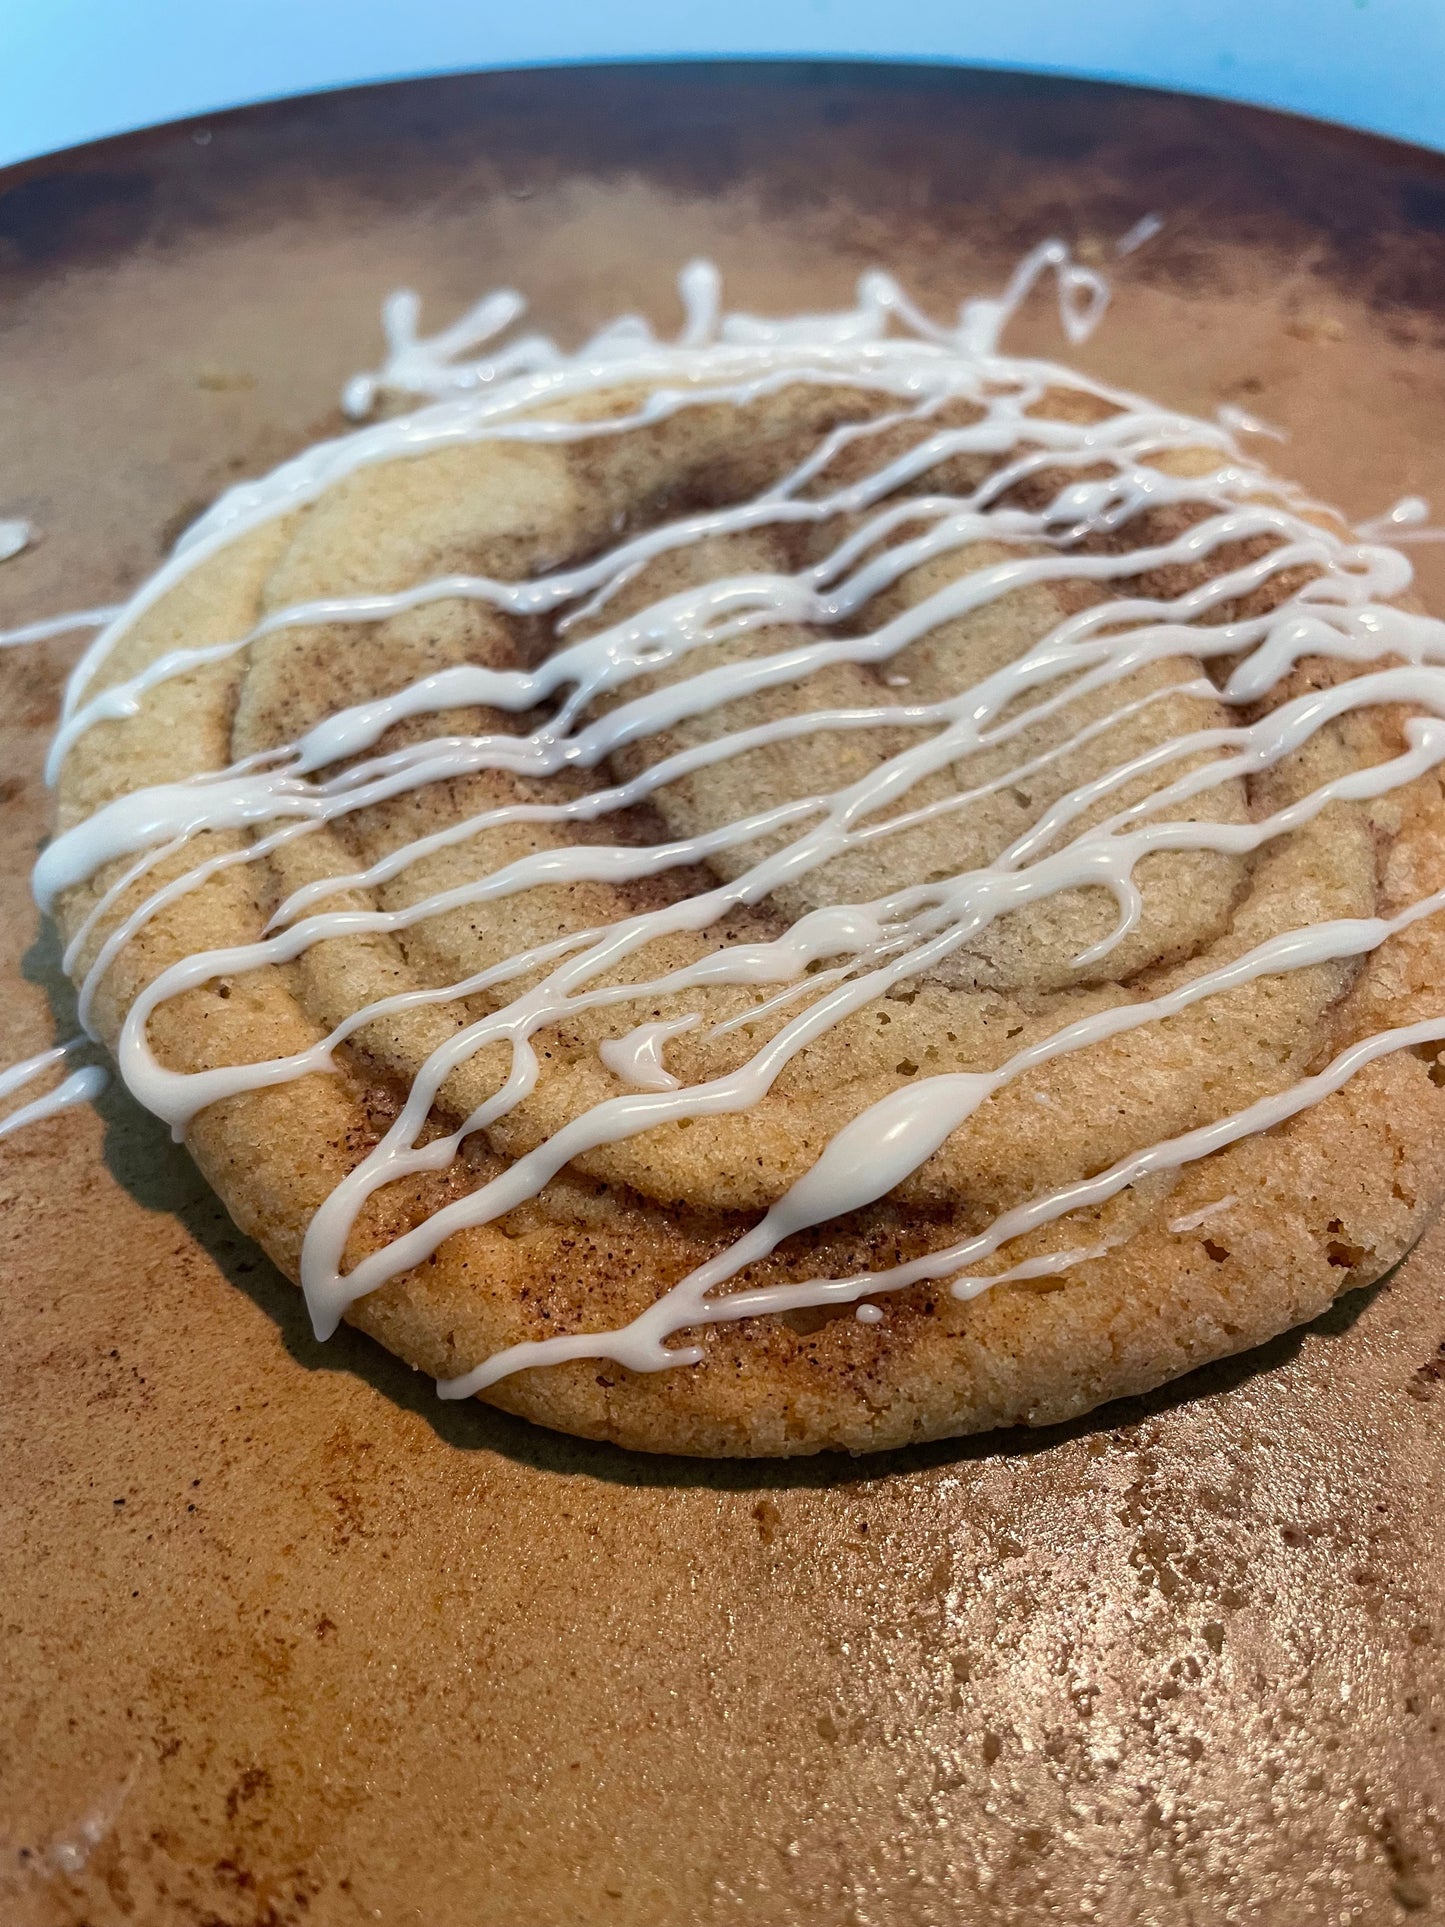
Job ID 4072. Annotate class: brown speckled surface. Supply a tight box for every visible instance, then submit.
[2,63,1444,1926]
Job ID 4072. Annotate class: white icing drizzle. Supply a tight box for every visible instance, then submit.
[952,1242,1120,1297]
[440,1014,1445,1399]
[0,518,32,563]
[0,605,121,649]
[1216,402,1287,442]
[11,247,1445,1406]
[1357,495,1445,544]
[600,1014,702,1092]
[1167,1195,1238,1235]
[1116,213,1164,258]
[0,1039,108,1142]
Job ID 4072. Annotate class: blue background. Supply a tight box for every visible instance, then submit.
[2,0,1443,168]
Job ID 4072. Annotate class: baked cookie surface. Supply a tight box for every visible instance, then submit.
[49,271,1445,1454]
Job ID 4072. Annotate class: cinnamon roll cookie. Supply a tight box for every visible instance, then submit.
[43,252,1445,1455]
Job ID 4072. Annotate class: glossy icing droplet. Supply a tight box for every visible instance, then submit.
[0,518,32,563]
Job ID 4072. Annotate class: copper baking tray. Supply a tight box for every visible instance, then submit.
[3,63,1443,1925]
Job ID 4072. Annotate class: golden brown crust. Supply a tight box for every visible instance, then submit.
[53,377,1445,1454]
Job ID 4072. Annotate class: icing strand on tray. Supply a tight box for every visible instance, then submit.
[0,1039,108,1142]
[0,607,123,650]
[0,519,32,564]
[1357,495,1445,544]
[11,247,1445,1391]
